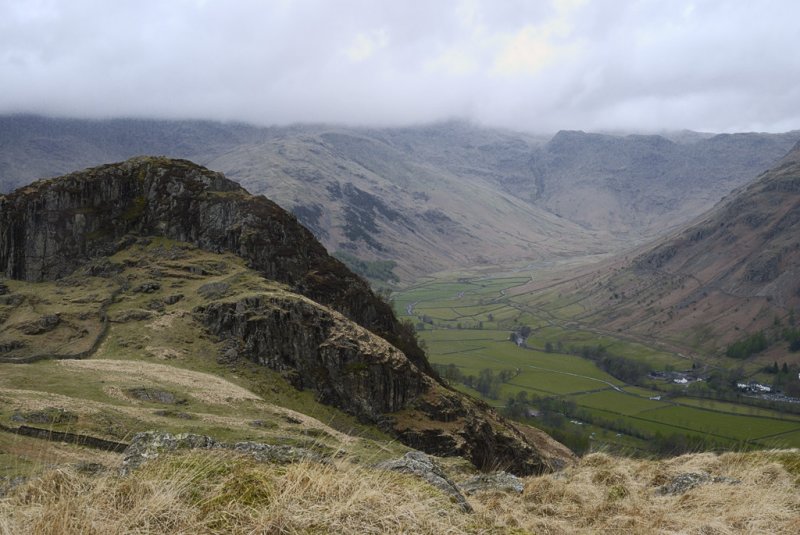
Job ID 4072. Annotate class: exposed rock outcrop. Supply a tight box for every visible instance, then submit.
[0,157,570,475]
[197,294,431,422]
[656,472,741,496]
[197,292,557,475]
[121,431,323,474]
[377,451,472,512]
[0,156,431,375]
[459,471,524,495]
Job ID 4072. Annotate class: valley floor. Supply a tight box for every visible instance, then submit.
[393,269,800,456]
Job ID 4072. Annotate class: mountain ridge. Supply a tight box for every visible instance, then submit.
[523,141,800,356]
[0,156,568,474]
[3,115,798,280]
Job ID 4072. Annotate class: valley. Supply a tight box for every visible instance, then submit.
[393,268,800,456]
[3,116,799,281]
[0,123,799,533]
[4,1,800,531]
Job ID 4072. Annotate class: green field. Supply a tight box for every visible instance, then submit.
[394,274,800,453]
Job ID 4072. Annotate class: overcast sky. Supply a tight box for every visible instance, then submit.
[2,0,799,133]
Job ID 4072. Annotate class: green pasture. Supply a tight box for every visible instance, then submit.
[672,397,800,421]
[763,428,800,449]
[421,329,624,385]
[394,273,800,453]
[569,390,666,416]
[641,406,800,443]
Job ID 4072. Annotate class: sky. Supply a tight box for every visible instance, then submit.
[1,0,799,133]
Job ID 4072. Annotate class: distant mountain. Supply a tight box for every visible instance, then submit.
[1,116,797,279]
[513,129,800,237]
[560,141,800,353]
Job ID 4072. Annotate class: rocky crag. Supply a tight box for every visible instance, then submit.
[0,157,571,474]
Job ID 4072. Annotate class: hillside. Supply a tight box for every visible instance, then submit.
[516,130,800,237]
[2,116,797,280]
[513,141,800,359]
[0,157,571,475]
[1,444,798,534]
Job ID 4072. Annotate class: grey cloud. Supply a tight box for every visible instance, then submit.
[1,0,798,132]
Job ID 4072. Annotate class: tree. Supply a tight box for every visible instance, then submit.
[725,331,768,359]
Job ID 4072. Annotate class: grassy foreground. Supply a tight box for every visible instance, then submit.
[1,447,798,534]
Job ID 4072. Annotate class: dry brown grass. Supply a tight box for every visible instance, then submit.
[470,451,800,534]
[0,452,472,535]
[1,449,798,534]
[59,359,261,405]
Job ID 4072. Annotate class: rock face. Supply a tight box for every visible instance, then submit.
[0,157,569,475]
[0,156,430,374]
[197,294,431,422]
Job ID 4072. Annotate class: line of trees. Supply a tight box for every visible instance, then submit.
[432,363,517,399]
[573,344,652,384]
[725,331,768,359]
[723,310,799,359]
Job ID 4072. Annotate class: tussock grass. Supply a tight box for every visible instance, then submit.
[2,449,798,534]
[0,451,471,534]
[471,450,800,534]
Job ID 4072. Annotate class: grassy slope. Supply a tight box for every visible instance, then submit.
[1,447,798,534]
[0,238,410,477]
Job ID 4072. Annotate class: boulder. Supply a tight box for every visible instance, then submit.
[377,451,472,513]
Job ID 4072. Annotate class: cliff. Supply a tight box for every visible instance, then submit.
[0,156,429,374]
[0,157,569,474]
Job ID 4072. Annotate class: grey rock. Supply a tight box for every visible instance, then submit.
[16,314,60,335]
[83,258,124,277]
[163,294,184,305]
[231,442,324,464]
[657,472,741,495]
[126,387,185,405]
[111,309,153,322]
[123,431,219,472]
[133,281,161,293]
[377,451,473,513]
[11,407,78,424]
[0,294,24,306]
[197,281,230,299]
[197,294,430,423]
[459,471,524,495]
[0,340,25,353]
[147,299,165,311]
[122,431,322,474]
